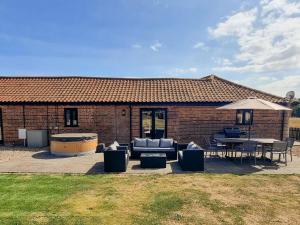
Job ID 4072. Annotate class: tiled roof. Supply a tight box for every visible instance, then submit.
[0,75,283,103]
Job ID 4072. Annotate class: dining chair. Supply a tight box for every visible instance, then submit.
[203,136,225,157]
[269,141,288,165]
[286,137,295,162]
[235,140,257,165]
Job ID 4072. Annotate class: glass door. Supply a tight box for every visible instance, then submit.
[141,109,167,139]
[141,110,153,138]
[0,109,3,144]
[154,110,166,139]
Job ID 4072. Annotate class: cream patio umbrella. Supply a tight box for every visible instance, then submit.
[217,97,291,139]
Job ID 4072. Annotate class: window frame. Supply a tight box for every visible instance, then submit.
[64,108,78,127]
[235,109,253,125]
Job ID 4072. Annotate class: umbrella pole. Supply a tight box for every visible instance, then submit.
[248,124,251,140]
[248,109,253,140]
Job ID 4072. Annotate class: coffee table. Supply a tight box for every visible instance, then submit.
[140,153,167,168]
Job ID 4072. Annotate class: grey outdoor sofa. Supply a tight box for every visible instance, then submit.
[130,138,178,160]
[104,142,129,172]
[178,142,204,171]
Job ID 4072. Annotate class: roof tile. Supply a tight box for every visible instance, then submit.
[0,75,283,103]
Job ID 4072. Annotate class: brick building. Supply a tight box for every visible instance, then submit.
[0,75,290,146]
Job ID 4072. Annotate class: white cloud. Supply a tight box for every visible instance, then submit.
[209,0,300,73]
[132,44,142,49]
[193,42,207,50]
[212,57,233,66]
[261,0,300,18]
[237,74,300,97]
[255,75,277,82]
[258,75,300,97]
[150,41,162,51]
[222,58,232,66]
[208,8,257,38]
[171,67,198,75]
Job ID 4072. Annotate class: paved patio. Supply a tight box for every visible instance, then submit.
[0,145,300,174]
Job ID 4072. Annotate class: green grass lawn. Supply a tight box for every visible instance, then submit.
[0,174,300,225]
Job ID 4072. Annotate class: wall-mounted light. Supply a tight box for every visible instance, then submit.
[122,109,126,116]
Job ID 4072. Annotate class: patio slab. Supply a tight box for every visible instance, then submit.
[1,146,300,174]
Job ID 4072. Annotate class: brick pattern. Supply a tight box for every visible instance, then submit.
[1,105,24,145]
[0,105,130,145]
[131,106,290,145]
[0,104,289,146]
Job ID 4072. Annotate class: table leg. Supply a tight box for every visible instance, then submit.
[261,144,265,161]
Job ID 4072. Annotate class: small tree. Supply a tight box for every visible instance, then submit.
[292,103,300,117]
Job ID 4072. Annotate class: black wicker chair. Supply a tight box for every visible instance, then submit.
[96,143,106,153]
[178,143,205,171]
[104,144,129,172]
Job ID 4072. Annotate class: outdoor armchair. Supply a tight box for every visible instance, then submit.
[117,143,130,150]
[178,142,204,171]
[104,142,129,172]
[96,143,106,153]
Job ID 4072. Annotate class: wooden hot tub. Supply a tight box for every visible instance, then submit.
[50,133,98,156]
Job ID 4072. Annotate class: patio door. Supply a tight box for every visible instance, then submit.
[0,109,3,144]
[140,109,167,139]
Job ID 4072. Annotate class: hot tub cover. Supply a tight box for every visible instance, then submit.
[51,133,98,142]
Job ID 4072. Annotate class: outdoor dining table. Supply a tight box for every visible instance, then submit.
[215,138,279,160]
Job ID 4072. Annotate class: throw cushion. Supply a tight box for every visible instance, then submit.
[187,143,200,150]
[160,138,174,148]
[134,138,147,147]
[187,141,195,149]
[108,141,120,150]
[147,139,160,147]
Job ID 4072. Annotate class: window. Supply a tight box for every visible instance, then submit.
[236,109,253,125]
[64,108,78,127]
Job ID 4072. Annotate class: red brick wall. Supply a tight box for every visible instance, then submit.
[0,105,130,145]
[131,106,290,145]
[1,105,24,145]
[0,104,290,146]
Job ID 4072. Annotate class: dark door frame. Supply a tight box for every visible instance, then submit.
[140,108,168,139]
[0,108,3,144]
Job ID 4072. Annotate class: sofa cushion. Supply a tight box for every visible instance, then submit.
[133,147,175,152]
[147,139,160,147]
[108,141,119,150]
[160,138,174,148]
[134,138,147,147]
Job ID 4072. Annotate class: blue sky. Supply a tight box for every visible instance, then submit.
[0,0,299,97]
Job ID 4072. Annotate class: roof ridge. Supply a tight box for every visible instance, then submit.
[0,75,206,80]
